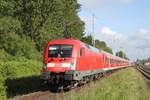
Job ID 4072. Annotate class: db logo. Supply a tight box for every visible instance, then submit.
[55,63,61,67]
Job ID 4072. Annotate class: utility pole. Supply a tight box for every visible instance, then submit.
[92,14,95,47]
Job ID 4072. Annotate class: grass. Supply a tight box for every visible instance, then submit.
[67,68,150,100]
[0,59,42,100]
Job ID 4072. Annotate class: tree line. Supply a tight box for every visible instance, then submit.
[0,0,128,60]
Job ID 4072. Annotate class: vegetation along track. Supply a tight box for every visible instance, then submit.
[136,66,150,82]
[9,68,123,100]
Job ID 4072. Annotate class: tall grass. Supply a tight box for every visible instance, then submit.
[0,59,42,100]
[68,68,150,100]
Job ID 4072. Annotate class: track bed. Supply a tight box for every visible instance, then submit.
[9,68,122,100]
[136,66,150,86]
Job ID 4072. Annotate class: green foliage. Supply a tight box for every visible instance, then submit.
[82,35,93,45]
[82,35,113,54]
[95,40,113,54]
[0,16,20,34]
[0,59,42,99]
[0,49,11,62]
[54,0,84,39]
[68,68,150,100]
[0,76,6,100]
[0,0,84,52]
[0,60,41,79]
[0,33,41,60]
[116,51,129,60]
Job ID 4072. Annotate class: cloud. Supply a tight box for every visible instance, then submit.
[80,18,149,61]
[95,27,150,61]
[101,27,117,36]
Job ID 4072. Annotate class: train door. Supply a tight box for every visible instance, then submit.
[77,48,89,70]
[102,54,105,68]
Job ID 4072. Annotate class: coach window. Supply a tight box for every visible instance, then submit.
[114,60,115,64]
[112,59,114,64]
[107,58,108,64]
[110,59,112,64]
[108,58,110,64]
[106,58,108,64]
[107,58,109,64]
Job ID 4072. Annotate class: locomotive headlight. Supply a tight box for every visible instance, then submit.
[47,63,55,67]
[61,63,75,68]
[62,63,71,67]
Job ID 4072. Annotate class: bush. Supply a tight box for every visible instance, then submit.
[0,49,11,62]
[0,59,42,99]
[0,33,41,60]
[0,60,42,79]
[0,62,7,100]
[0,76,7,100]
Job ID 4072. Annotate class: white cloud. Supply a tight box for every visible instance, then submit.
[80,16,149,61]
[139,28,149,35]
[95,27,150,61]
[101,27,117,36]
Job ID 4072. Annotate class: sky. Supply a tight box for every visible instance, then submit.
[78,0,150,61]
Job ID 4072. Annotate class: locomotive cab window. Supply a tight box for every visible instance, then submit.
[48,44,73,58]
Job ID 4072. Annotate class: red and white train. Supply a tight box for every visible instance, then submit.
[40,39,132,90]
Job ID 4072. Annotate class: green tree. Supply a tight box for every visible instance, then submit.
[0,0,84,52]
[116,51,129,60]
[95,40,113,54]
[0,33,40,59]
[0,16,20,35]
[82,35,93,45]
[82,35,113,54]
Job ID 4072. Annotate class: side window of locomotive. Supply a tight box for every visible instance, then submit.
[79,48,82,57]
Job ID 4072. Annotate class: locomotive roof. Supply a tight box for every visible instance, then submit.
[48,39,85,47]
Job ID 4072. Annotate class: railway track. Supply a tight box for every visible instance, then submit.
[9,68,124,100]
[136,66,150,81]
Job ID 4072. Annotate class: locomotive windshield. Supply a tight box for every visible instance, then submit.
[48,44,73,58]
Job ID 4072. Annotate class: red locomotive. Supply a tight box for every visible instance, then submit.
[40,39,132,90]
